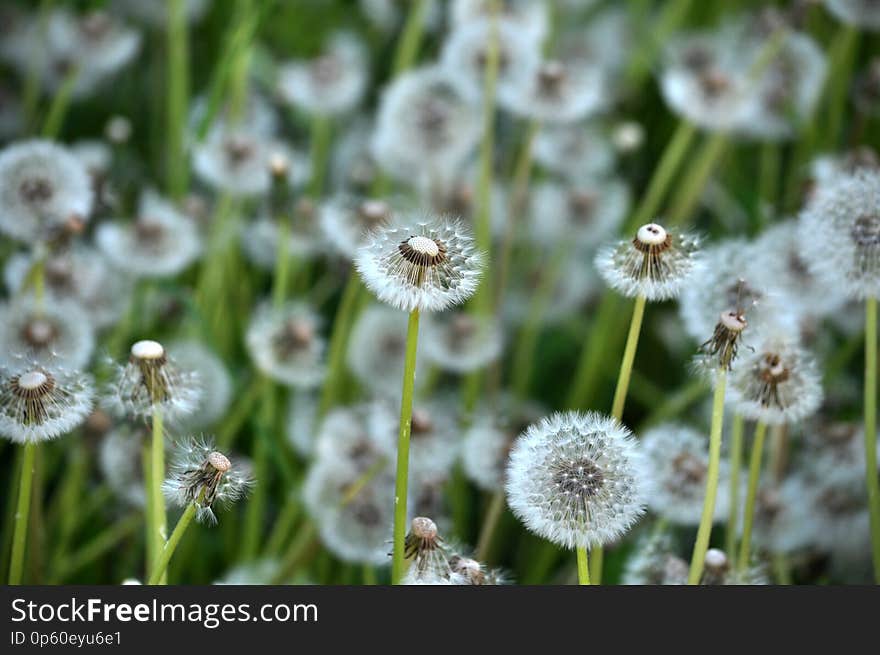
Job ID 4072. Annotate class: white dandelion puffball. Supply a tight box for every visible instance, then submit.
[727,335,823,426]
[0,362,94,444]
[825,0,880,31]
[355,214,484,313]
[595,222,701,301]
[505,411,645,549]
[245,302,326,389]
[0,296,95,370]
[0,140,93,244]
[639,423,731,526]
[799,168,880,301]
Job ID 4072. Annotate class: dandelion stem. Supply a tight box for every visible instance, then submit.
[668,131,728,226]
[273,521,318,584]
[8,442,36,585]
[40,67,79,139]
[391,308,420,585]
[471,3,501,314]
[576,546,591,585]
[626,120,696,232]
[242,383,274,561]
[54,514,140,583]
[611,294,647,421]
[864,296,880,582]
[391,0,429,76]
[308,114,333,199]
[566,293,625,409]
[150,407,167,585]
[688,369,727,584]
[147,501,198,585]
[167,0,190,200]
[475,490,505,562]
[725,413,745,558]
[825,25,860,151]
[589,546,603,585]
[319,272,362,417]
[738,420,767,572]
[272,219,291,309]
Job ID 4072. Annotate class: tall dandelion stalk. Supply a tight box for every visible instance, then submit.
[865,296,880,580]
[737,420,766,571]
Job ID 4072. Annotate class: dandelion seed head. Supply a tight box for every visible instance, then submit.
[799,168,880,300]
[245,302,326,389]
[621,532,688,585]
[505,411,645,549]
[596,223,701,301]
[640,423,730,526]
[0,139,93,244]
[0,361,94,443]
[0,296,95,369]
[422,311,502,373]
[355,214,483,313]
[825,0,880,31]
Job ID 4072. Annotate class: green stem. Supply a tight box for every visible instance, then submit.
[307,114,332,199]
[825,25,859,150]
[864,296,880,582]
[41,67,79,139]
[626,120,696,232]
[668,131,728,226]
[566,293,624,409]
[688,369,727,584]
[319,272,362,417]
[391,308,420,585]
[150,407,167,584]
[391,0,429,76]
[273,521,318,584]
[218,375,266,449]
[147,502,198,585]
[471,7,501,314]
[265,500,301,558]
[167,0,189,199]
[589,546,603,585]
[8,442,36,585]
[724,414,744,558]
[272,219,291,309]
[641,378,708,429]
[242,383,274,561]
[611,294,647,421]
[475,490,505,562]
[738,421,767,572]
[576,547,591,585]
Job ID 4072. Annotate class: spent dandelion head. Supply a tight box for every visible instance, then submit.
[505,411,645,550]
[595,222,701,301]
[0,140,93,245]
[163,437,254,525]
[245,302,326,389]
[107,340,201,421]
[319,195,396,260]
[0,361,94,444]
[451,0,549,44]
[354,214,484,313]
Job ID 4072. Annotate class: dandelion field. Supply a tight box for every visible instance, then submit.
[1,0,880,587]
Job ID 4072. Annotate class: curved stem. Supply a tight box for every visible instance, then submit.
[864,296,880,582]
[391,0,429,76]
[391,309,420,584]
[688,369,727,584]
[475,490,505,562]
[611,294,647,421]
[150,407,167,584]
[147,502,197,585]
[576,547,591,585]
[41,67,79,139]
[725,414,744,558]
[8,442,36,585]
[738,421,767,572]
[319,272,362,418]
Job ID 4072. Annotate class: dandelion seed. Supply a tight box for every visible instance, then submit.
[0,362,94,443]
[163,437,253,525]
[505,411,645,549]
[596,222,701,301]
[355,214,483,313]
[245,302,326,389]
